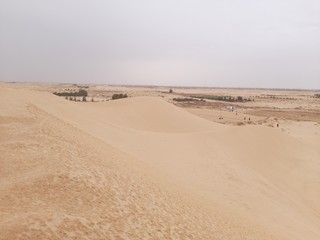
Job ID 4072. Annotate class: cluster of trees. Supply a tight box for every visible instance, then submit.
[112,93,128,100]
[65,96,88,102]
[314,94,320,98]
[256,95,296,100]
[193,95,252,102]
[53,89,88,97]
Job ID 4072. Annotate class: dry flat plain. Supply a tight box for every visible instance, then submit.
[1,83,320,239]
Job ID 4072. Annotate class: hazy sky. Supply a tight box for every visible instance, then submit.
[1,0,319,89]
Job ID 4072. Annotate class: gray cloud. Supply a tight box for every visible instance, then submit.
[1,0,319,89]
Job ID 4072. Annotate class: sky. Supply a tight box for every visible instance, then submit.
[0,0,319,89]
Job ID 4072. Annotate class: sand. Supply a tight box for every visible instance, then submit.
[1,83,320,239]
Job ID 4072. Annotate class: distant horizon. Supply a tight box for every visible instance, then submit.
[2,80,319,92]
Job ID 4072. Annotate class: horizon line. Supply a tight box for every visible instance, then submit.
[1,81,319,92]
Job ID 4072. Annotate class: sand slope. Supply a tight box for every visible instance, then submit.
[1,85,320,239]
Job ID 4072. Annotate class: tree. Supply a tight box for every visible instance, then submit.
[169,89,173,93]
[78,89,88,97]
[237,96,243,102]
[82,96,87,102]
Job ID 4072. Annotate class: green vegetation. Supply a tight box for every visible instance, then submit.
[112,93,128,100]
[53,89,88,97]
[193,95,252,102]
[77,85,89,89]
[173,98,199,102]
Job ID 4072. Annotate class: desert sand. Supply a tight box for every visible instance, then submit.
[1,83,320,239]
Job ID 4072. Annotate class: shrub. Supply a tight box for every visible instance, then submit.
[112,93,128,100]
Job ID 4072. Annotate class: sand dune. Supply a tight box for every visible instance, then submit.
[1,85,320,239]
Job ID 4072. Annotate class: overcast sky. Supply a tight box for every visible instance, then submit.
[1,0,319,89]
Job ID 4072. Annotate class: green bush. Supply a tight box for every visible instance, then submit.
[112,93,128,100]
